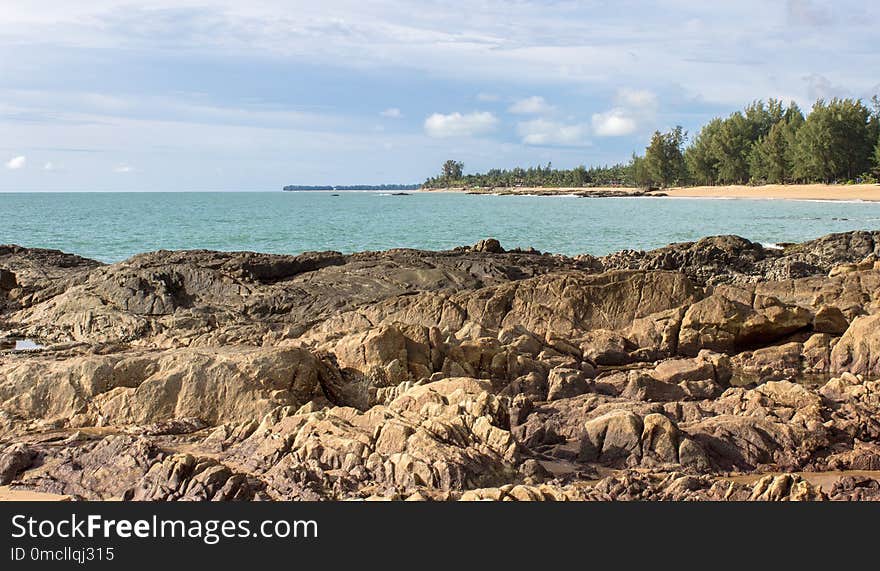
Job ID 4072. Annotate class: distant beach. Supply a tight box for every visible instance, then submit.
[424,183,880,202]
[663,183,880,202]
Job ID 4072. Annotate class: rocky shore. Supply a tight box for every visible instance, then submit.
[1,231,880,501]
[442,186,661,198]
[427,183,880,201]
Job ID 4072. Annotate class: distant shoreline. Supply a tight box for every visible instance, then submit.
[421,183,880,202]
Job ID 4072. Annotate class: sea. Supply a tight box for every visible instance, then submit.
[2,191,879,263]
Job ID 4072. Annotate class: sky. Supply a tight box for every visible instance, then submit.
[0,0,878,191]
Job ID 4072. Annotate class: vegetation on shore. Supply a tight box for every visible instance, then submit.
[283,184,420,191]
[423,96,880,190]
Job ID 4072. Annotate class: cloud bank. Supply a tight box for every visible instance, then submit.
[517,119,590,146]
[424,111,498,138]
[5,156,26,169]
[508,96,553,115]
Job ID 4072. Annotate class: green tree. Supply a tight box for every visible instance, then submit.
[748,102,804,183]
[871,96,880,176]
[742,99,784,141]
[794,98,875,182]
[710,113,753,184]
[569,165,588,187]
[874,135,880,176]
[442,160,464,183]
[629,153,651,188]
[685,118,722,185]
[644,126,687,187]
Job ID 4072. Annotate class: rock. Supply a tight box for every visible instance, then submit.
[223,377,519,498]
[625,307,687,360]
[546,367,591,401]
[0,346,332,427]
[519,459,552,484]
[677,438,711,471]
[651,357,715,384]
[11,435,160,500]
[0,268,17,291]
[508,393,533,427]
[580,410,644,465]
[583,470,748,501]
[733,342,804,383]
[621,352,730,402]
[678,294,811,356]
[831,314,880,378]
[828,476,880,501]
[0,443,37,484]
[748,474,826,501]
[683,381,829,471]
[483,270,700,340]
[812,305,849,335]
[598,235,773,286]
[802,334,834,373]
[471,239,505,254]
[621,373,689,402]
[580,330,634,365]
[125,454,257,501]
[640,413,680,464]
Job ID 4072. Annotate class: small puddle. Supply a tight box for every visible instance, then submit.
[13,339,44,351]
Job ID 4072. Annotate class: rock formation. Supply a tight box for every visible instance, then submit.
[1,230,879,500]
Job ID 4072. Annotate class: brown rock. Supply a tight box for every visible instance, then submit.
[831,314,880,378]
[733,342,804,383]
[0,346,330,428]
[802,333,834,373]
[546,367,591,401]
[679,294,811,356]
[812,305,849,335]
[749,474,826,501]
[580,410,644,464]
[640,413,680,464]
[580,329,633,366]
[0,443,37,485]
[471,239,505,254]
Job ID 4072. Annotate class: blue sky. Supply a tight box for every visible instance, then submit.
[0,0,878,191]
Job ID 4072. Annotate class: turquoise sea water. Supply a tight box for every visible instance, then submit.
[2,191,880,263]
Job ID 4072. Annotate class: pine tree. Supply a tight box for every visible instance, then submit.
[794,98,874,182]
[644,126,687,187]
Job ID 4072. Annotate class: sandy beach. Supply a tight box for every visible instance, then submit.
[662,184,880,201]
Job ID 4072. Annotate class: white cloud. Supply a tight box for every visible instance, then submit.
[476,93,500,102]
[615,88,658,111]
[0,2,877,110]
[380,107,402,118]
[508,96,553,115]
[591,108,637,136]
[517,119,589,146]
[589,88,658,136]
[424,111,498,138]
[5,155,26,169]
[43,161,55,171]
[113,164,133,173]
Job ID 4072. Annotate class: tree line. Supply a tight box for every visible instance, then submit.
[423,96,880,189]
[423,159,632,189]
[283,184,421,191]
